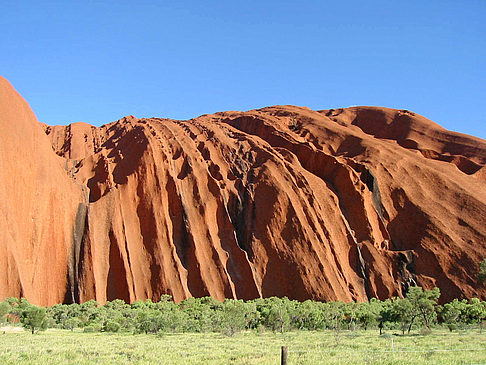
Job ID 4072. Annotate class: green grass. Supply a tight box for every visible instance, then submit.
[0,328,485,364]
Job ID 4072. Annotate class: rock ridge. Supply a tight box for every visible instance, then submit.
[1,77,485,305]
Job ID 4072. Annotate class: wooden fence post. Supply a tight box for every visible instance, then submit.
[281,346,287,365]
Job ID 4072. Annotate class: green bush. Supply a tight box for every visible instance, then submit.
[103,320,121,332]
[20,306,48,334]
[479,258,486,283]
[0,301,10,324]
[2,286,485,336]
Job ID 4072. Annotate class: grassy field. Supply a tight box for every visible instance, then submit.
[0,327,485,364]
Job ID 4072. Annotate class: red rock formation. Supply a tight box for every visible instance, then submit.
[1,76,485,305]
[0,76,84,306]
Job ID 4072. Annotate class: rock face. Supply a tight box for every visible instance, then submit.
[0,77,84,306]
[1,77,485,305]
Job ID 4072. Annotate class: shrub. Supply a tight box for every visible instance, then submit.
[104,320,121,332]
[20,306,48,334]
[479,258,486,283]
[0,301,9,324]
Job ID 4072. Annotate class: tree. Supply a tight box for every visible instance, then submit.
[255,297,292,332]
[0,300,10,324]
[405,286,441,333]
[179,297,214,332]
[20,306,48,334]
[64,317,81,331]
[479,258,486,283]
[357,300,381,331]
[134,309,157,334]
[377,298,395,335]
[466,298,486,332]
[292,300,325,330]
[440,299,469,331]
[217,300,250,336]
[103,320,121,332]
[390,297,414,334]
[322,301,345,332]
[343,302,360,330]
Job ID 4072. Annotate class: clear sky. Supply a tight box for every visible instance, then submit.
[2,1,485,139]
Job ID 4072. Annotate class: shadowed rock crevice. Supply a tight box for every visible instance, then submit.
[166,175,189,269]
[74,210,91,304]
[227,183,256,259]
[110,126,149,185]
[136,190,164,301]
[387,188,431,251]
[65,202,88,304]
[106,230,130,303]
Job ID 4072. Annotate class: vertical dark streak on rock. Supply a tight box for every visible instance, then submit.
[227,182,255,260]
[106,230,130,302]
[358,165,388,221]
[166,174,188,269]
[74,205,90,303]
[136,184,164,301]
[66,202,88,304]
[355,243,372,299]
[181,207,210,298]
[398,251,417,294]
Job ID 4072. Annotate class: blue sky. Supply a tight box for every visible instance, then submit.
[2,1,485,139]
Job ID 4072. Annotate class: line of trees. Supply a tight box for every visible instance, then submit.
[0,287,485,335]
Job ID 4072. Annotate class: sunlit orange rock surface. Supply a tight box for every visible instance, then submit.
[1,76,485,305]
[0,76,84,306]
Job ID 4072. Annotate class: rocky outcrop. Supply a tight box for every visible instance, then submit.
[1,77,485,305]
[0,76,84,306]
